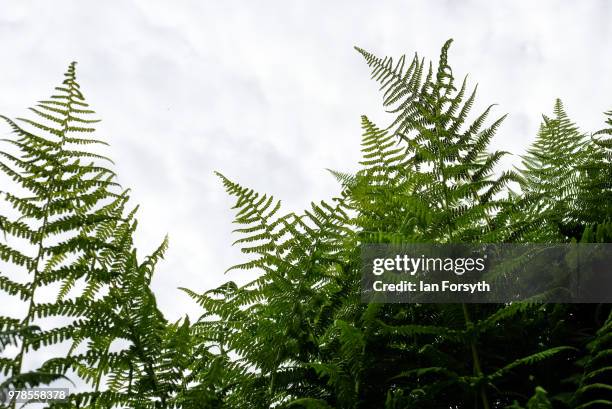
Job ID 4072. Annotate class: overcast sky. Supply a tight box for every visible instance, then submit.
[1,0,611,325]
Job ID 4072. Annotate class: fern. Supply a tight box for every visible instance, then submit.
[185,172,356,408]
[517,99,590,241]
[356,39,518,244]
[0,63,178,409]
[574,110,612,228]
[571,310,612,408]
[2,40,611,409]
[0,63,133,407]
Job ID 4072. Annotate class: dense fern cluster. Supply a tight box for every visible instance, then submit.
[1,41,611,408]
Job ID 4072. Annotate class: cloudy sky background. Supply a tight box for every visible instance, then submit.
[1,1,611,326]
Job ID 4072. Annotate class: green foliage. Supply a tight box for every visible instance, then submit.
[576,110,612,227]
[0,64,184,408]
[517,99,590,241]
[0,62,131,406]
[354,39,518,244]
[182,171,355,408]
[509,386,553,409]
[1,40,611,409]
[571,310,612,408]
